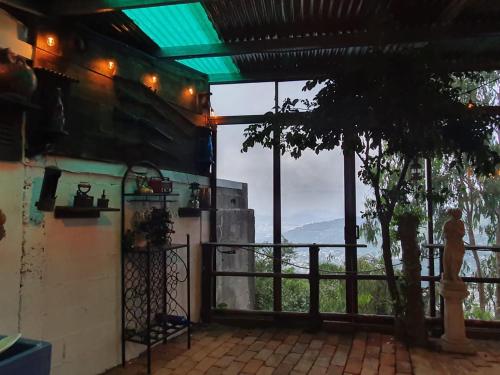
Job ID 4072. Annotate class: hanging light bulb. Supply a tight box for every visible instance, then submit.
[151,74,158,84]
[107,60,116,71]
[467,98,475,110]
[46,36,56,47]
[188,87,195,96]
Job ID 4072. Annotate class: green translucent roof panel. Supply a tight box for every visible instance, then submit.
[123,3,239,75]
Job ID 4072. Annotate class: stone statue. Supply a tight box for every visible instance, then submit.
[0,209,6,241]
[442,208,466,282]
[439,208,475,354]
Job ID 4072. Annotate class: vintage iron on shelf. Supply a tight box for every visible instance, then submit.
[73,182,94,208]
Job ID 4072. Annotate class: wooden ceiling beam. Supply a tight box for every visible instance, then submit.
[214,106,500,126]
[209,58,500,85]
[213,113,307,126]
[158,28,500,60]
[438,0,471,24]
[49,0,216,16]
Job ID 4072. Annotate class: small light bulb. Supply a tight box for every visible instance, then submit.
[46,36,56,47]
[210,108,215,117]
[467,99,475,110]
[107,60,115,71]
[189,87,195,96]
[151,75,158,84]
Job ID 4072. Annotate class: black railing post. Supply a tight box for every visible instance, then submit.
[425,158,436,317]
[344,145,358,316]
[273,82,283,313]
[201,244,214,323]
[309,245,322,330]
[439,246,444,332]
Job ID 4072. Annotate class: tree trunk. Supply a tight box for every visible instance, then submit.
[495,211,500,320]
[380,220,400,313]
[467,222,486,311]
[397,213,428,345]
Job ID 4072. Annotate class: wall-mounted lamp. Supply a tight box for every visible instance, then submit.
[410,159,422,181]
[46,36,56,47]
[36,166,62,211]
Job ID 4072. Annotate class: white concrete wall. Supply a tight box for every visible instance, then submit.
[0,10,210,374]
[0,156,209,375]
[0,161,24,334]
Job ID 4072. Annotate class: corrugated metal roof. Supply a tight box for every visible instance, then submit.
[123,3,239,75]
[76,0,500,82]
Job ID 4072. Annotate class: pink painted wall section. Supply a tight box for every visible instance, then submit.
[0,156,209,375]
[0,161,24,335]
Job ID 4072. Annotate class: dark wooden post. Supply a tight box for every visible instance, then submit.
[425,158,436,318]
[210,125,217,243]
[205,119,217,324]
[344,145,358,315]
[309,245,322,330]
[201,243,214,323]
[273,81,282,312]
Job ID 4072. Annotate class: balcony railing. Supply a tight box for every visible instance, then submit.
[201,242,500,332]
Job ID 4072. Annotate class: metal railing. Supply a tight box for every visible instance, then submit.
[201,242,500,331]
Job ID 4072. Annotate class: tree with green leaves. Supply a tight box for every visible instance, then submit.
[243,54,499,341]
[431,73,500,318]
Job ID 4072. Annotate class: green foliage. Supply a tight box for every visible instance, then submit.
[242,55,499,320]
[243,54,499,175]
[253,246,393,314]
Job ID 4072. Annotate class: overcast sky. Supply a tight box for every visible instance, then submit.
[211,81,371,234]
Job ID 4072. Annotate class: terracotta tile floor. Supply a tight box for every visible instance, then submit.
[104,325,500,375]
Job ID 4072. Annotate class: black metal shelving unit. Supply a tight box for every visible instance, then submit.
[121,162,191,374]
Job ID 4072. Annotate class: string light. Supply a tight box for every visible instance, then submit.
[188,87,195,96]
[46,36,56,47]
[466,99,475,110]
[151,75,158,84]
[107,60,116,71]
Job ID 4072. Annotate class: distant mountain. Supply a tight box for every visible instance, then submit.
[284,217,347,244]
[282,217,380,260]
[280,217,491,273]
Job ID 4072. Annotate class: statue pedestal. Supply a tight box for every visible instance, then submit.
[439,279,476,354]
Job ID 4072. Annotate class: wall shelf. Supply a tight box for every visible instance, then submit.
[54,206,120,219]
[178,207,202,217]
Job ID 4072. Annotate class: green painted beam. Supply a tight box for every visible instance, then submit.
[159,28,500,60]
[208,58,500,84]
[50,0,214,15]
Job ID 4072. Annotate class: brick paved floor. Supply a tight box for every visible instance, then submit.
[104,325,500,375]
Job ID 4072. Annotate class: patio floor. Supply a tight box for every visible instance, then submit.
[104,325,500,375]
